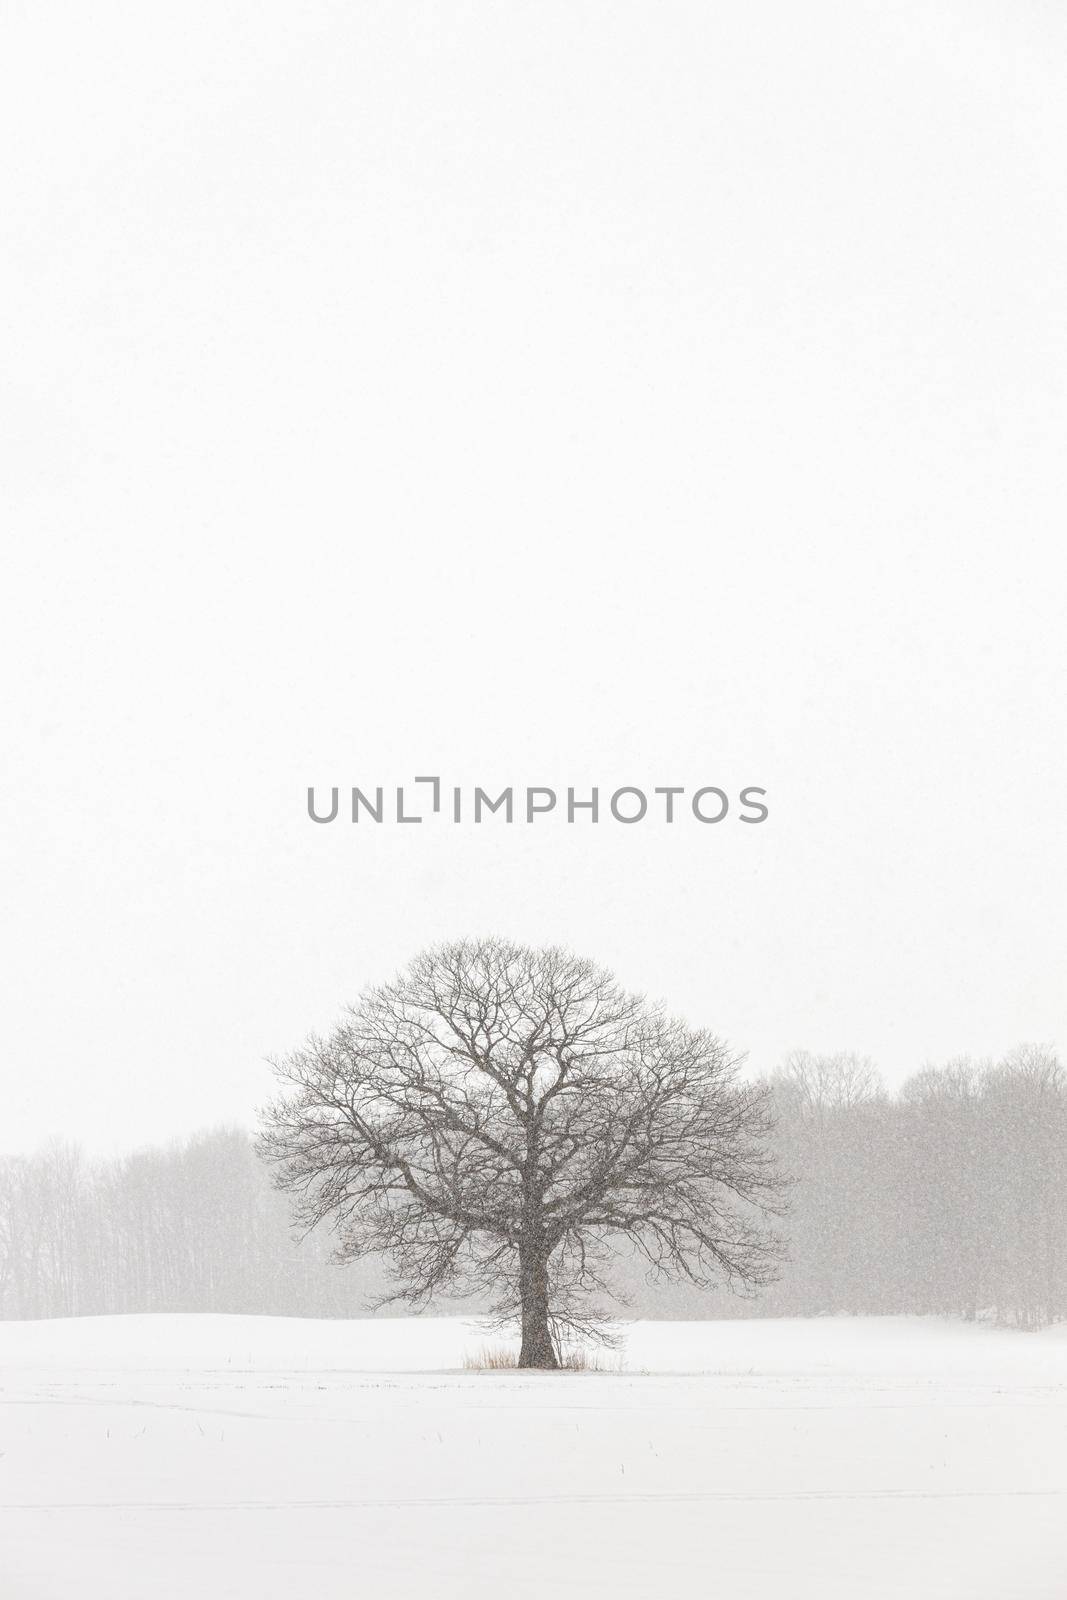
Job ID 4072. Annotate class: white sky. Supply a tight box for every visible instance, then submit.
[2,0,1065,1154]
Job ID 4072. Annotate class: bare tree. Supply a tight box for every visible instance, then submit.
[899,1060,986,1320]
[981,1045,1066,1329]
[257,938,783,1367]
[767,1052,890,1313]
[777,1050,883,1116]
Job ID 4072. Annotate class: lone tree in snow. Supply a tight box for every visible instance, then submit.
[258,938,783,1367]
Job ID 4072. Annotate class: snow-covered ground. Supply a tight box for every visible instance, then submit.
[1,1315,1064,1599]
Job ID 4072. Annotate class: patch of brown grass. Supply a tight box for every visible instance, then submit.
[461,1342,623,1373]
[462,1343,519,1370]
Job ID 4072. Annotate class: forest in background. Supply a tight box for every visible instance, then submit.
[2,1046,1063,1328]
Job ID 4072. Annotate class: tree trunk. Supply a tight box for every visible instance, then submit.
[517,1248,558,1369]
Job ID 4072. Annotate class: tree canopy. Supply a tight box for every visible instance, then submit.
[258,937,782,1366]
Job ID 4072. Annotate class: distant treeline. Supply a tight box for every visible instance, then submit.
[753,1046,1066,1330]
[1,1046,1063,1327]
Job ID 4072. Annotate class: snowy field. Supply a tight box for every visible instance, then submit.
[0,1316,1064,1600]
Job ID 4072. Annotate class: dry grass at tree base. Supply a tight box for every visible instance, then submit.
[461,1342,624,1372]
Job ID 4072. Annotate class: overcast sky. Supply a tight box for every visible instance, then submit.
[2,0,1065,1155]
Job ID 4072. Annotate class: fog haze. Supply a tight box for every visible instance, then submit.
[3,0,1065,1153]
